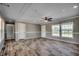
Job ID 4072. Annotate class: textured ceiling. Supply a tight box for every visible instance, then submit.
[0,3,79,24]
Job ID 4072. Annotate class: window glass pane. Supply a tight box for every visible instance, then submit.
[61,22,73,38]
[52,24,60,36]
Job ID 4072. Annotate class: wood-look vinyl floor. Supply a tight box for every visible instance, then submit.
[0,38,79,56]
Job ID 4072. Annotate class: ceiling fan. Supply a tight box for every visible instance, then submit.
[41,17,52,22]
[0,3,10,7]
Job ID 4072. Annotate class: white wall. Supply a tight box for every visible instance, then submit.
[0,16,5,50]
[41,25,46,37]
[15,22,26,40]
[15,22,41,41]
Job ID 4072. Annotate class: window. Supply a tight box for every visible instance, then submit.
[51,22,73,38]
[61,22,73,38]
[52,24,60,36]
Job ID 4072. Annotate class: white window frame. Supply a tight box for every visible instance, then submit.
[52,24,60,37]
[61,22,73,38]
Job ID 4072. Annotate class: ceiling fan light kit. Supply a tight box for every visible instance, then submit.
[44,20,48,22]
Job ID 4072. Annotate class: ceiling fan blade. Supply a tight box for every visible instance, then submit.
[49,18,52,19]
[48,18,52,21]
[41,18,47,20]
